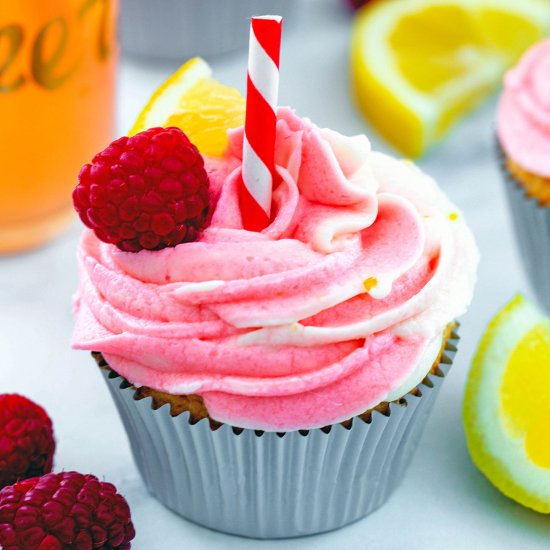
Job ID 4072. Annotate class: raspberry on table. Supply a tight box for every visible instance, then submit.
[0,394,55,489]
[0,471,136,550]
[73,127,210,252]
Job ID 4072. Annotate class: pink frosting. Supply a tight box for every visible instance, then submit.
[73,108,478,431]
[497,39,550,177]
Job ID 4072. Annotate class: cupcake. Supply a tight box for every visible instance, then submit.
[72,108,478,538]
[497,39,550,313]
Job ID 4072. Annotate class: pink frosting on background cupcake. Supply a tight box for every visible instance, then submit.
[73,108,478,431]
[497,39,550,177]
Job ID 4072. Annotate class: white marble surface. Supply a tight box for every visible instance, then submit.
[2,1,549,548]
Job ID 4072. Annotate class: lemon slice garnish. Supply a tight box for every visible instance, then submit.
[351,0,550,157]
[464,295,550,513]
[130,58,245,157]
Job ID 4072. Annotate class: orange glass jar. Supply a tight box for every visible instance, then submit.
[0,0,118,253]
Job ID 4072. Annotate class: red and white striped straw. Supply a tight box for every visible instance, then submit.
[239,15,282,231]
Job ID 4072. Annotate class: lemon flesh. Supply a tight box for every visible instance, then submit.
[130,57,245,157]
[351,0,550,157]
[501,323,550,468]
[464,295,550,513]
[165,79,245,157]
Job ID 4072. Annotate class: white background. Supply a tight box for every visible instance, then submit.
[2,1,549,548]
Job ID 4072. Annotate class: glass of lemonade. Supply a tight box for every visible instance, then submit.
[0,0,118,254]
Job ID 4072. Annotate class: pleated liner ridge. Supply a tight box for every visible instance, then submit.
[102,330,459,539]
[500,151,550,314]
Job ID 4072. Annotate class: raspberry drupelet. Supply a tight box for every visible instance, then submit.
[73,127,210,252]
[0,472,135,550]
[0,394,55,489]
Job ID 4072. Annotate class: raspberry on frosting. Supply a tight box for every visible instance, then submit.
[0,394,55,489]
[0,472,135,550]
[73,127,210,252]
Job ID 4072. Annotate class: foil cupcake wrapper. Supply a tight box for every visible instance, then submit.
[499,147,550,314]
[120,0,298,59]
[102,330,458,539]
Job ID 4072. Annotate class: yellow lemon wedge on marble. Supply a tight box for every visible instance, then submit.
[130,57,245,157]
[464,295,550,513]
[351,0,550,157]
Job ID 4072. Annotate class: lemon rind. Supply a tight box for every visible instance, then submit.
[129,57,212,136]
[464,294,550,513]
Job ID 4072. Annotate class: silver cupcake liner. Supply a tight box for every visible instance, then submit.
[499,146,550,314]
[101,330,458,539]
[120,0,299,59]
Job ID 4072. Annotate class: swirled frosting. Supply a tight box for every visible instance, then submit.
[497,39,550,177]
[73,108,478,431]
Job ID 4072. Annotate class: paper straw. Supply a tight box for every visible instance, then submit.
[239,15,282,231]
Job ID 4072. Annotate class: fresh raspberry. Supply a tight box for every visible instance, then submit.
[0,394,55,489]
[73,127,210,252]
[0,472,136,550]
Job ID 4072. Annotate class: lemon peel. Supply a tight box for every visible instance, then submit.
[464,294,550,513]
[130,57,245,157]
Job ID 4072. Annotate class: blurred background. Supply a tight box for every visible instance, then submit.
[1,0,550,548]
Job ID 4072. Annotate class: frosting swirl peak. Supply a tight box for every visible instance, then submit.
[497,39,550,176]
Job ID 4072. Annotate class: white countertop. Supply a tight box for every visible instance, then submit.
[2,1,549,548]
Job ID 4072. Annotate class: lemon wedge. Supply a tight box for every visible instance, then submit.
[351,0,550,157]
[464,295,550,513]
[130,58,245,157]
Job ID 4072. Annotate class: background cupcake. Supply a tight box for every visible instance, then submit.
[497,39,550,313]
